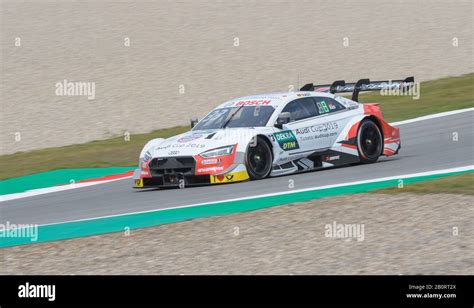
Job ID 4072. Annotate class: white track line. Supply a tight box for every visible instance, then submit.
[24,165,474,228]
[1,107,473,202]
[390,107,473,126]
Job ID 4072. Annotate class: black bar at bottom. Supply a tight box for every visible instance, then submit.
[0,275,472,307]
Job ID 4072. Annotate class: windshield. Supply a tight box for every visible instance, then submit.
[192,106,275,130]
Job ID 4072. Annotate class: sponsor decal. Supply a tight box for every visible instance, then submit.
[134,179,144,188]
[273,130,300,151]
[156,143,206,150]
[197,166,225,173]
[325,155,340,161]
[201,158,221,165]
[299,132,337,141]
[234,99,271,106]
[178,134,202,143]
[295,122,339,135]
[277,152,307,163]
[334,85,357,92]
[210,170,249,184]
[215,174,234,182]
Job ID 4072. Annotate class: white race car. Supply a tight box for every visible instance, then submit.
[133,77,413,188]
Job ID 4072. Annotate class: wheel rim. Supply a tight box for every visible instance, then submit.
[361,125,382,158]
[248,143,271,177]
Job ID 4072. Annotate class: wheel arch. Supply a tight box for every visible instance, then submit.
[362,115,384,149]
[255,134,274,161]
[140,138,165,158]
[244,134,274,180]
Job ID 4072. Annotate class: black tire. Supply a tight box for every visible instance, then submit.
[246,136,273,180]
[357,119,383,164]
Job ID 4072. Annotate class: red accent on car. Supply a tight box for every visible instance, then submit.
[140,161,152,178]
[346,121,360,140]
[363,103,400,157]
[194,144,237,175]
[341,144,357,150]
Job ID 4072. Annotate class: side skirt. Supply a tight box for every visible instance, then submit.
[271,150,360,177]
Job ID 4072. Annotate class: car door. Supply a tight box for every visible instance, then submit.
[275,97,330,154]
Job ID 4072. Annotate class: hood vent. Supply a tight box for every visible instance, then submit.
[205,133,217,139]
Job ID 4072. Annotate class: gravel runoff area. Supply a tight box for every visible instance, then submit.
[1,193,473,275]
[2,0,473,154]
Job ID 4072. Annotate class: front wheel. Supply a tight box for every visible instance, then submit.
[357,119,383,164]
[246,136,273,180]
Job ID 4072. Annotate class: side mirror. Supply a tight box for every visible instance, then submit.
[190,117,199,128]
[275,112,291,129]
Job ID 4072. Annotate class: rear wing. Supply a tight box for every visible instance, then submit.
[300,77,415,102]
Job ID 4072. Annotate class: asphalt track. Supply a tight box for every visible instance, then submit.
[1,111,473,226]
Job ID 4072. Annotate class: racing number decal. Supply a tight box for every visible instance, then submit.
[273,130,300,151]
[321,101,329,113]
[316,101,330,114]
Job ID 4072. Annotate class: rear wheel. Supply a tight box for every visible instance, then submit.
[357,119,383,164]
[246,136,273,180]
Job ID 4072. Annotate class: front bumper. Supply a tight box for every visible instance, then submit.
[132,156,249,188]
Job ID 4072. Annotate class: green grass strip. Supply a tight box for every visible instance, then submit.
[374,172,474,195]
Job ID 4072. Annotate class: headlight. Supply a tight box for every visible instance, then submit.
[200,145,235,158]
[143,151,152,162]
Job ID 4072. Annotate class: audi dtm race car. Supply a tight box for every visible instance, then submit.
[133,77,414,188]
